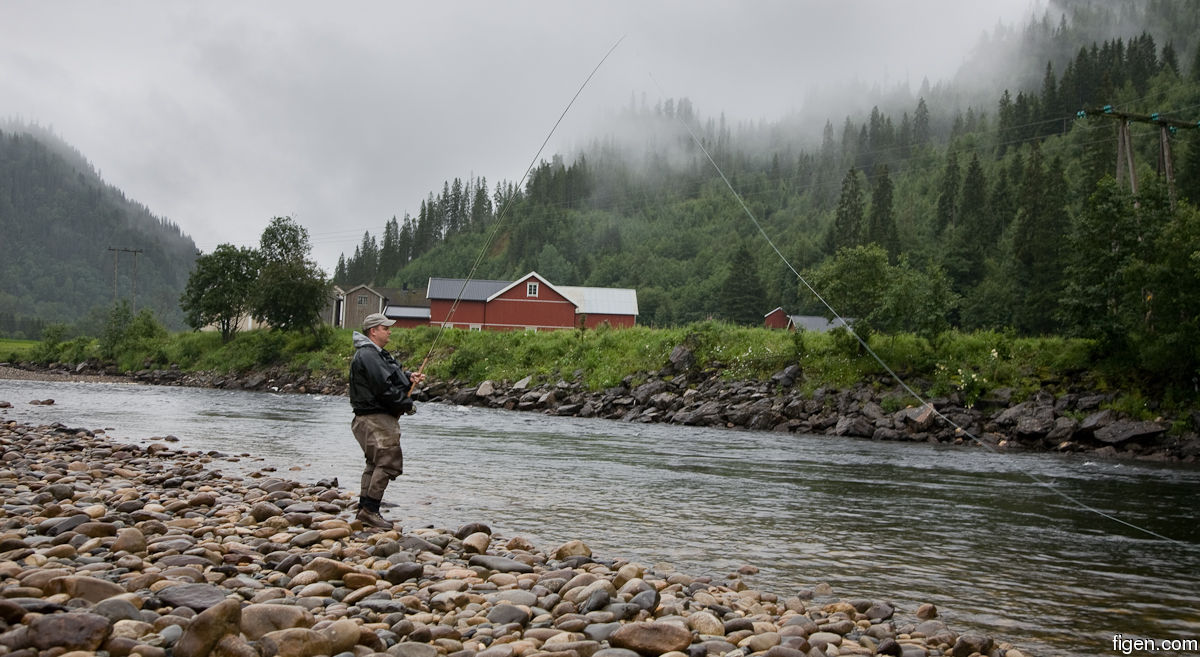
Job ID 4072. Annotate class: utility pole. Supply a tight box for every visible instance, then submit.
[106,247,145,309]
[108,247,119,304]
[1078,105,1200,208]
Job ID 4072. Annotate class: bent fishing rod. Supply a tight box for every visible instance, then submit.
[407,36,626,396]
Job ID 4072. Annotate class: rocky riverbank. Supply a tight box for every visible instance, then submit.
[0,420,1028,657]
[4,347,1199,463]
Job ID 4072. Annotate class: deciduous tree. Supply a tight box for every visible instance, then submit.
[251,217,329,334]
[805,244,957,341]
[180,244,259,341]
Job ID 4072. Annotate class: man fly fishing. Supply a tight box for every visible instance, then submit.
[349,312,425,530]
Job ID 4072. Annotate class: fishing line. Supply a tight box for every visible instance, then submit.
[408,35,626,390]
[647,72,1186,547]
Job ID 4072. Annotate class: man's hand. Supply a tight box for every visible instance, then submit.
[410,372,426,385]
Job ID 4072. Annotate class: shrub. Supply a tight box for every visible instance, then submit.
[31,323,69,363]
[199,330,287,372]
[56,337,99,365]
[168,331,222,367]
[446,339,491,381]
[872,333,934,375]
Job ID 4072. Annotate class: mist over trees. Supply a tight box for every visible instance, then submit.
[328,0,1200,381]
[0,122,197,338]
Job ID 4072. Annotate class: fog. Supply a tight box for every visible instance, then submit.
[0,1,1036,271]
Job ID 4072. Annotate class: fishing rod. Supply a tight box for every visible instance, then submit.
[407,36,626,396]
[647,73,1186,547]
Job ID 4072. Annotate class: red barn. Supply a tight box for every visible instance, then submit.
[764,307,790,329]
[764,307,853,332]
[427,272,637,330]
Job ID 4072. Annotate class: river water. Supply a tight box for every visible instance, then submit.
[1,379,1197,657]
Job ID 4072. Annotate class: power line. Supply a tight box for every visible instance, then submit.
[1077,105,1200,206]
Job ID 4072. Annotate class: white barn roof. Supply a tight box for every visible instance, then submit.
[558,286,639,316]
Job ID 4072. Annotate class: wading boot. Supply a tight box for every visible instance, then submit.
[356,495,393,530]
[356,507,393,530]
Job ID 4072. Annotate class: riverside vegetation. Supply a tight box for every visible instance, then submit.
[5,310,1199,462]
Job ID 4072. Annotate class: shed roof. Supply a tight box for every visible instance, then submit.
[426,278,510,301]
[385,305,431,320]
[789,315,851,332]
[558,286,639,316]
[342,283,385,298]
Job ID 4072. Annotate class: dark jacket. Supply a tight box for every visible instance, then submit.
[349,331,414,416]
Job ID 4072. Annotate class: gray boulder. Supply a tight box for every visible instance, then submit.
[1094,420,1165,445]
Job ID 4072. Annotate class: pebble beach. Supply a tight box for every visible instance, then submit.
[0,419,1028,657]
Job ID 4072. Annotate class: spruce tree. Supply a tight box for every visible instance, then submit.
[357,232,379,284]
[334,254,347,286]
[825,168,865,253]
[471,177,492,228]
[913,98,930,145]
[378,217,402,284]
[960,155,992,242]
[997,91,1014,154]
[1161,42,1179,77]
[1010,147,1068,334]
[944,155,991,293]
[717,242,767,325]
[934,152,960,235]
[1039,62,1061,135]
[865,165,898,259]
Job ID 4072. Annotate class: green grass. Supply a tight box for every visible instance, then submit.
[0,338,38,362]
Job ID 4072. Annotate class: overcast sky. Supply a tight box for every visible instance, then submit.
[1,1,1035,271]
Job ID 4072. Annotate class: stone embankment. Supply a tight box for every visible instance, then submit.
[5,343,1199,463]
[0,421,1027,657]
[430,346,1199,464]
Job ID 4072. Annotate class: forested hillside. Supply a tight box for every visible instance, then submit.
[0,123,197,336]
[334,0,1200,380]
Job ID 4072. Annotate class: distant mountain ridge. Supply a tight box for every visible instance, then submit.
[0,122,197,336]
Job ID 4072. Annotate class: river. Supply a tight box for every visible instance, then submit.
[1,378,1197,656]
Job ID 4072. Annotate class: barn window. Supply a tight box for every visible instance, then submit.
[526,282,539,297]
[357,295,368,305]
